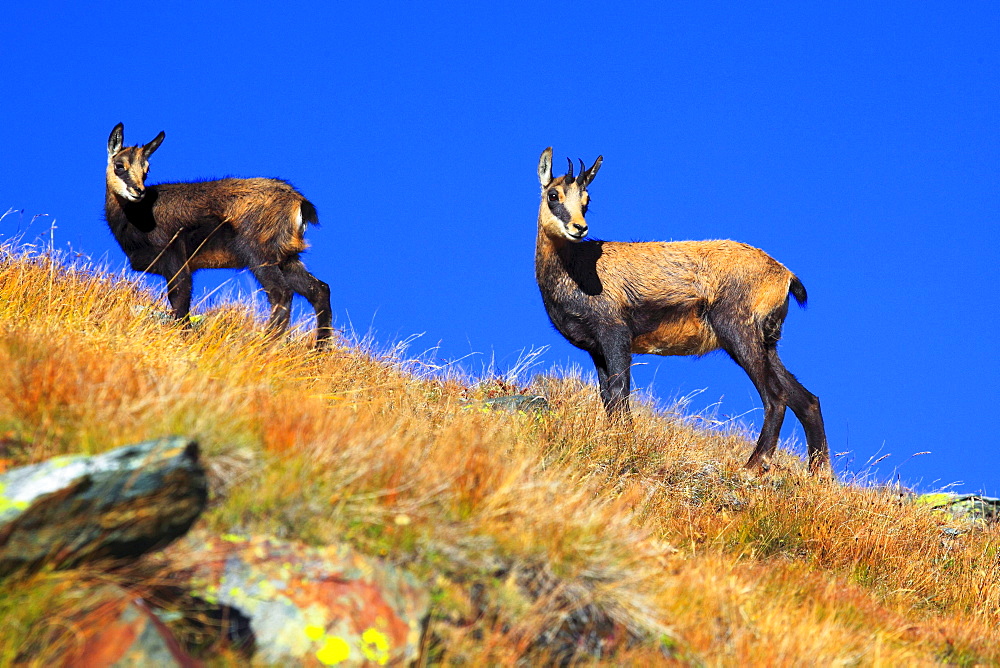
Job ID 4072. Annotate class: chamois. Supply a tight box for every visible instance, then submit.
[534,148,830,473]
[104,123,333,348]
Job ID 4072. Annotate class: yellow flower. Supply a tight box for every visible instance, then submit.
[304,624,325,641]
[361,627,390,665]
[316,635,351,665]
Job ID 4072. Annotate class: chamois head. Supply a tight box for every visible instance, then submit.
[106,123,165,203]
[537,147,603,243]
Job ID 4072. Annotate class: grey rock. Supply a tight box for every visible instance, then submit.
[0,437,207,577]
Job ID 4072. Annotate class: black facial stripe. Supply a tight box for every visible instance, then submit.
[119,172,142,190]
[547,199,573,224]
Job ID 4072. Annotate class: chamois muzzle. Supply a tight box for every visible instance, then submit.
[567,221,588,240]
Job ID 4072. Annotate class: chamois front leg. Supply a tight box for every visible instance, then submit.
[163,257,194,327]
[591,330,634,425]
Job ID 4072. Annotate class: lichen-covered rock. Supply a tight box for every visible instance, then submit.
[172,535,429,666]
[482,395,550,413]
[0,437,207,577]
[131,305,205,328]
[57,584,197,668]
[916,492,1000,522]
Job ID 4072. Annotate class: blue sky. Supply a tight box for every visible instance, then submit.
[3,3,997,494]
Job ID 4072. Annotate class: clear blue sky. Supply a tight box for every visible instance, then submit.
[3,3,997,494]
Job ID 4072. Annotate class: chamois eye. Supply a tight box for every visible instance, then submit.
[547,190,559,202]
[115,162,125,170]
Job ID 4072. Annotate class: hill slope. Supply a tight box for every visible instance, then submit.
[1,243,998,665]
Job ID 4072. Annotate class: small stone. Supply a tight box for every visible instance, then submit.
[56,584,196,667]
[482,395,550,414]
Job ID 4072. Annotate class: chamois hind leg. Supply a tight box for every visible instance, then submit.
[766,348,831,474]
[249,263,294,336]
[280,257,334,349]
[709,312,788,472]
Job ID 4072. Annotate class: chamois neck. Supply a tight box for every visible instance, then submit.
[535,220,565,272]
[535,221,606,299]
[105,184,119,211]
[105,184,138,213]
[535,205,572,250]
[105,185,157,234]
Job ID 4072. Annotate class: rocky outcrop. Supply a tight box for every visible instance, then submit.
[0,440,433,665]
[0,437,207,577]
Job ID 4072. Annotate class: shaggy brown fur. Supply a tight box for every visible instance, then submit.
[535,148,829,473]
[105,123,332,348]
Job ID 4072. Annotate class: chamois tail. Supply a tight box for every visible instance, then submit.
[300,199,319,226]
[789,275,808,308]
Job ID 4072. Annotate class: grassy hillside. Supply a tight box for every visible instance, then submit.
[1,242,998,666]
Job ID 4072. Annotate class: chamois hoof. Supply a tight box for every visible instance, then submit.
[743,458,771,475]
[807,459,835,480]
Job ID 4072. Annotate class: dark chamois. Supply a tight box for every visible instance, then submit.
[105,123,333,348]
[534,148,830,473]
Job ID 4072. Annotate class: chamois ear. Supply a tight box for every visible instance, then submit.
[143,131,165,158]
[538,147,553,186]
[108,123,124,156]
[579,155,603,188]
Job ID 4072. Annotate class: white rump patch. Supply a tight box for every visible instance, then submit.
[295,207,305,236]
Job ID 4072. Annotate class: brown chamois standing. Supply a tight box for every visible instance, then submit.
[534,148,830,473]
[104,123,333,348]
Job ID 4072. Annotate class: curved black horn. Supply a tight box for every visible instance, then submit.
[578,159,587,184]
[565,157,575,182]
[582,155,603,186]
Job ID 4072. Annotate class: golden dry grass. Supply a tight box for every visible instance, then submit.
[0,242,997,666]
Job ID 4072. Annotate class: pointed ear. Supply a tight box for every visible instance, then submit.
[580,155,603,188]
[108,123,124,156]
[143,131,165,158]
[537,147,553,186]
